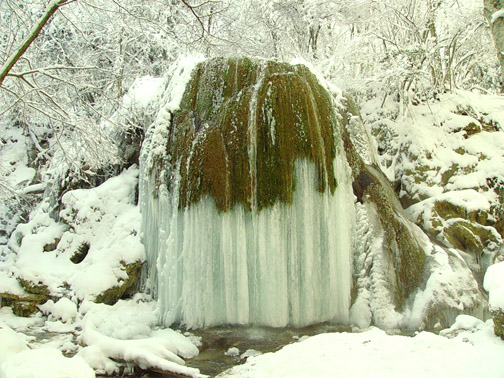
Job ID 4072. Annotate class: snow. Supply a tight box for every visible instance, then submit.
[39,298,77,323]
[0,295,206,377]
[363,89,504,267]
[407,189,494,232]
[1,348,95,378]
[364,90,504,199]
[484,261,504,311]
[240,349,262,360]
[1,1,501,377]
[403,245,484,330]
[141,54,205,173]
[0,126,35,195]
[122,76,166,111]
[225,347,240,357]
[78,296,204,377]
[0,322,94,378]
[7,166,144,300]
[0,324,30,365]
[219,317,504,378]
[0,271,24,296]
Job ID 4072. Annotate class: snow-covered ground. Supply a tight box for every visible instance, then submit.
[0,295,205,377]
[218,315,504,378]
[485,261,504,312]
[2,296,503,377]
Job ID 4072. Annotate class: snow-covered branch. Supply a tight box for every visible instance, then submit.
[7,65,96,78]
[0,0,74,88]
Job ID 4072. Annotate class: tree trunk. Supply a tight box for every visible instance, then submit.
[484,0,504,81]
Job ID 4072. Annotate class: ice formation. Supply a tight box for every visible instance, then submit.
[140,58,355,328]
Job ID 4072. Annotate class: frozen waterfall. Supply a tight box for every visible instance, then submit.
[140,157,354,329]
[139,57,355,329]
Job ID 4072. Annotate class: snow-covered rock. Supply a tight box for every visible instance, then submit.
[484,261,504,338]
[364,91,504,273]
[3,166,144,307]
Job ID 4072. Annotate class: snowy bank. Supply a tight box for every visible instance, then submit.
[218,316,504,378]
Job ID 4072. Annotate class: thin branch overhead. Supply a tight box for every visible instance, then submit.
[0,0,75,88]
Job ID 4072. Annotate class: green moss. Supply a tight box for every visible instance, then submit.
[0,292,48,317]
[18,278,49,296]
[491,309,504,339]
[12,301,40,317]
[463,122,482,137]
[433,200,467,220]
[168,57,340,212]
[94,261,143,305]
[440,164,459,186]
[443,220,497,254]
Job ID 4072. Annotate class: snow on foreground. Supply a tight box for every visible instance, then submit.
[0,295,206,377]
[219,316,504,378]
[485,261,504,311]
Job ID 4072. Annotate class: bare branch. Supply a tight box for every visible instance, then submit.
[7,65,97,78]
[0,0,75,88]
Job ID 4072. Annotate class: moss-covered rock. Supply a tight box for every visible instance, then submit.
[95,261,143,305]
[343,111,426,310]
[444,220,497,254]
[0,292,48,317]
[410,198,500,267]
[18,278,50,296]
[164,57,339,212]
[491,309,504,339]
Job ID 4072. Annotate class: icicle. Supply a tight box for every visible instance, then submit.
[142,158,354,329]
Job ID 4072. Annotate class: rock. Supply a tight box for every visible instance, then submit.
[0,292,48,317]
[368,93,504,276]
[141,57,353,328]
[344,96,488,330]
[94,261,143,305]
[162,57,338,212]
[491,310,504,339]
[342,101,426,311]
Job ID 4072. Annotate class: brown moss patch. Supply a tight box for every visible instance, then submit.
[168,57,339,212]
[18,278,49,296]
